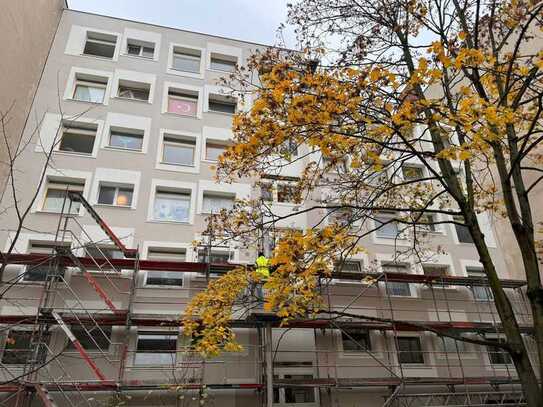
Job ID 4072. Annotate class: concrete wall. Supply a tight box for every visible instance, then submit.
[0,0,65,200]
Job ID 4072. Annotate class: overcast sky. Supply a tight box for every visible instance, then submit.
[68,0,296,47]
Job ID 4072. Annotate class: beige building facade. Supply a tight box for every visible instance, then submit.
[0,9,535,407]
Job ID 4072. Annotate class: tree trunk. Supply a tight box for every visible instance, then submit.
[466,211,542,406]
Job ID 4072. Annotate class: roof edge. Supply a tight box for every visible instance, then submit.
[63,8,297,51]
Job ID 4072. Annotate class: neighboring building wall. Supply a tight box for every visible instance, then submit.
[0,0,65,199]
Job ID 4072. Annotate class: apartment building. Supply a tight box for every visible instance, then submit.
[0,0,66,200]
[0,9,534,407]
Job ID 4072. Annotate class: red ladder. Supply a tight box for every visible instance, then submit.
[67,191,137,258]
[51,312,108,382]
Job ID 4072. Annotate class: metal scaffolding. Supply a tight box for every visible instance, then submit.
[0,192,534,406]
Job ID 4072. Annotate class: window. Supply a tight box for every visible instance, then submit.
[126,40,154,58]
[416,213,437,232]
[117,80,150,102]
[274,374,316,404]
[42,180,84,214]
[487,339,512,365]
[205,141,227,161]
[58,124,97,155]
[202,193,234,214]
[336,260,362,273]
[382,263,411,296]
[109,129,144,151]
[467,267,493,301]
[153,190,191,222]
[437,336,466,355]
[135,333,177,365]
[277,183,301,204]
[453,215,474,243]
[342,329,371,352]
[84,32,117,58]
[83,245,124,259]
[327,207,352,227]
[145,248,186,287]
[2,331,32,364]
[397,336,424,364]
[73,77,107,103]
[375,213,400,238]
[161,136,195,166]
[279,139,299,157]
[24,242,61,282]
[261,182,273,201]
[208,94,237,114]
[323,156,348,173]
[168,90,198,116]
[172,47,201,73]
[422,265,450,279]
[67,326,111,350]
[97,184,133,207]
[402,165,424,181]
[210,54,237,72]
[197,249,231,264]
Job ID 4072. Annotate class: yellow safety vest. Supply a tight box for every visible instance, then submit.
[255,256,270,279]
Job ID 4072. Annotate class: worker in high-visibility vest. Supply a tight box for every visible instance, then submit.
[254,252,270,303]
[255,252,270,279]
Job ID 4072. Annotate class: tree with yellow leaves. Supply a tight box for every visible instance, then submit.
[183,0,543,404]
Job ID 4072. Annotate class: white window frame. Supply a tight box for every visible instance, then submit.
[54,118,103,158]
[272,368,319,407]
[147,179,197,224]
[483,334,513,368]
[373,212,412,246]
[207,93,238,115]
[64,67,113,106]
[209,53,237,72]
[400,163,427,182]
[141,242,190,292]
[201,192,235,215]
[465,266,494,302]
[64,325,113,354]
[206,43,242,72]
[338,328,374,357]
[22,240,71,283]
[33,169,92,216]
[1,329,34,365]
[125,40,155,59]
[111,69,156,104]
[82,30,119,60]
[156,129,201,174]
[332,253,370,285]
[192,233,240,279]
[96,183,135,208]
[162,82,203,119]
[197,180,250,215]
[261,179,302,206]
[167,43,205,78]
[72,79,107,104]
[90,168,141,210]
[201,126,232,162]
[107,127,145,152]
[121,28,161,61]
[204,85,241,115]
[134,331,179,366]
[116,81,151,103]
[377,256,417,298]
[101,112,151,154]
[395,334,427,366]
